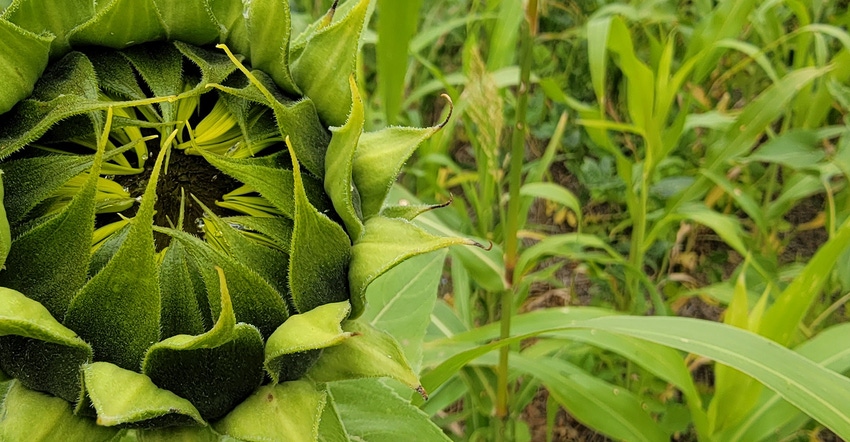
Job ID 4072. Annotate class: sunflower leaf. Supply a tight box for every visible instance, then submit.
[151,0,219,45]
[158,240,206,338]
[63,129,166,371]
[142,268,265,421]
[174,41,239,87]
[0,51,102,159]
[291,0,369,127]
[308,319,421,392]
[1,0,94,54]
[287,139,351,313]
[161,227,290,338]
[121,42,184,121]
[0,174,11,269]
[200,201,290,296]
[0,381,117,441]
[244,0,298,95]
[214,380,326,442]
[0,18,52,114]
[0,115,111,318]
[68,0,166,49]
[265,301,352,383]
[352,125,444,219]
[0,287,93,402]
[349,216,476,318]
[325,76,365,240]
[83,362,205,427]
[200,150,332,218]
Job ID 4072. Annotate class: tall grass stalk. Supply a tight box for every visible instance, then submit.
[496,1,536,440]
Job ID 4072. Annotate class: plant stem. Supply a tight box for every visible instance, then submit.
[496,1,536,440]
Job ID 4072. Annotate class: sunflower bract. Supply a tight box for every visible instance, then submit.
[0,0,469,439]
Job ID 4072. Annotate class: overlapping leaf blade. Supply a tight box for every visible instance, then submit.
[0,287,92,402]
[63,137,165,371]
[350,216,475,318]
[287,140,351,313]
[308,319,421,392]
[0,381,116,441]
[83,362,205,427]
[213,381,326,441]
[291,0,369,127]
[142,268,265,421]
[163,228,290,339]
[0,19,51,114]
[244,0,298,95]
[265,301,352,383]
[325,76,365,239]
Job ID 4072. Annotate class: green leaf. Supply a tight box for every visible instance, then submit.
[376,0,422,123]
[520,182,582,226]
[68,0,166,49]
[214,380,326,442]
[291,0,369,127]
[759,216,850,345]
[0,153,114,225]
[222,215,293,251]
[510,352,668,442]
[199,201,290,295]
[214,44,331,178]
[674,202,749,257]
[0,173,12,270]
[142,267,265,421]
[244,0,299,95]
[329,379,450,442]
[82,362,205,427]
[722,323,850,441]
[162,228,290,339]
[745,130,826,171]
[0,136,107,318]
[349,216,475,319]
[151,0,219,45]
[287,139,352,313]
[120,43,184,121]
[0,19,52,114]
[199,150,331,219]
[317,397,351,442]
[0,381,117,441]
[352,124,443,219]
[158,241,206,338]
[174,41,239,87]
[135,425,235,442]
[64,132,166,371]
[1,0,93,54]
[0,51,102,159]
[265,301,352,383]
[308,319,422,392]
[363,250,447,371]
[0,287,93,402]
[324,76,365,239]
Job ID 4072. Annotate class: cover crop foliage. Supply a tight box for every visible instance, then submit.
[0,0,473,440]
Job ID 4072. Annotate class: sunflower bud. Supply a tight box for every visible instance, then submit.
[0,0,472,439]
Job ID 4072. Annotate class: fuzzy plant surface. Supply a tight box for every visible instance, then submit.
[0,0,471,440]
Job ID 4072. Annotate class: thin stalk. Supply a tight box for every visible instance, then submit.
[495,1,536,440]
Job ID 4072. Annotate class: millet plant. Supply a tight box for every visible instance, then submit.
[0,0,475,440]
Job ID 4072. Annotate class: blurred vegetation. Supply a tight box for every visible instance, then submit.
[294,0,850,440]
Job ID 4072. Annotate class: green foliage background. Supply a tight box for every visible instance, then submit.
[317,0,850,440]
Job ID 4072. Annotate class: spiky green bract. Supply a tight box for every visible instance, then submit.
[142,268,264,421]
[0,0,469,439]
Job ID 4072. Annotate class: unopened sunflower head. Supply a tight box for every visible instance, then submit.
[0,0,473,439]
